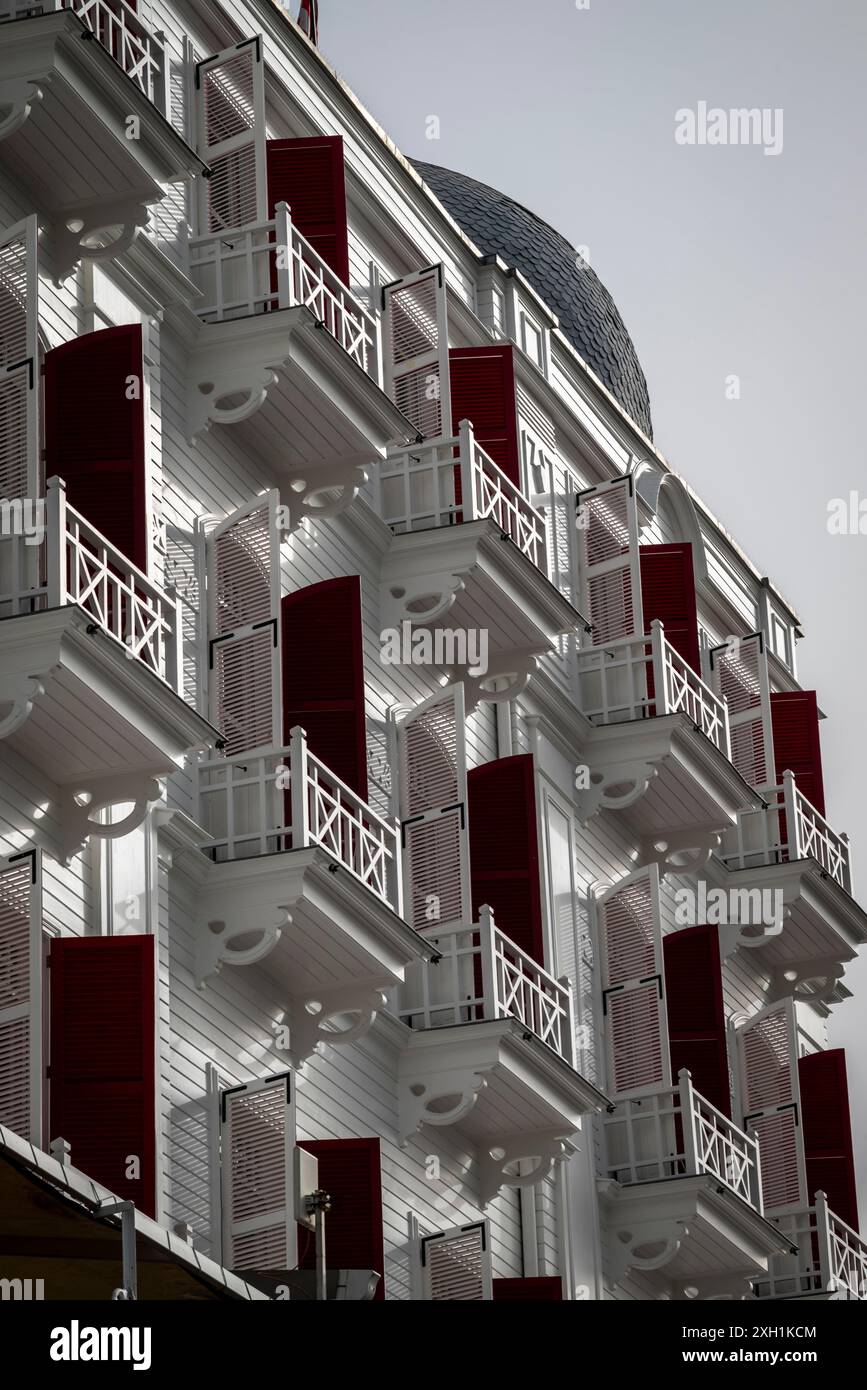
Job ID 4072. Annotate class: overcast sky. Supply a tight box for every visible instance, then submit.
[318,0,867,1207]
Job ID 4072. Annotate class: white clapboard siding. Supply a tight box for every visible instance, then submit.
[597,866,670,1098]
[382,265,451,439]
[207,490,282,756]
[221,1072,295,1270]
[0,850,41,1144]
[576,474,642,645]
[398,683,471,933]
[420,1221,492,1300]
[0,215,39,500]
[195,38,267,235]
[736,998,807,1212]
[709,633,774,789]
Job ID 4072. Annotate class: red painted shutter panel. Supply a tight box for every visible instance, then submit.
[449,345,520,487]
[49,935,155,1216]
[467,754,544,965]
[798,1049,858,1231]
[297,1138,384,1298]
[662,925,730,1116]
[266,136,350,285]
[770,690,826,816]
[43,325,147,571]
[639,543,700,674]
[281,577,368,799]
[493,1276,562,1300]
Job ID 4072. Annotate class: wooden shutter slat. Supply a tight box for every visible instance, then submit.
[448,344,520,487]
[266,136,350,285]
[798,1049,859,1230]
[639,542,700,674]
[281,576,367,798]
[598,867,669,1097]
[195,39,267,233]
[382,265,451,439]
[0,215,39,501]
[467,753,544,964]
[421,1221,491,1300]
[221,1074,294,1270]
[0,852,41,1144]
[770,690,826,816]
[663,924,730,1115]
[576,475,642,645]
[43,324,148,571]
[49,935,155,1215]
[398,684,470,932]
[737,998,807,1211]
[709,633,774,788]
[298,1137,384,1299]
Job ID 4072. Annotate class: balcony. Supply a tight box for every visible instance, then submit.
[395,907,609,1202]
[0,7,203,278]
[184,204,409,513]
[191,727,428,1064]
[599,1071,787,1295]
[575,621,757,866]
[379,421,581,695]
[754,1194,867,1301]
[717,771,867,1001]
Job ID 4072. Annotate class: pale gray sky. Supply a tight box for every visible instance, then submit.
[319,0,867,1206]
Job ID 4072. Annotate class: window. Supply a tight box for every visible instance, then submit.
[520,310,545,370]
[99,808,149,936]
[770,611,791,667]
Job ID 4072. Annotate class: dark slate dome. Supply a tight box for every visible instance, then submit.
[412,160,653,440]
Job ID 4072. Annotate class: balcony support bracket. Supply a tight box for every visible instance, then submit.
[59,771,162,863]
[638,825,723,876]
[608,1218,690,1285]
[285,981,389,1068]
[769,957,845,1005]
[381,573,467,631]
[458,647,547,712]
[0,674,46,740]
[575,756,662,823]
[52,196,151,286]
[0,78,43,143]
[398,1063,490,1149]
[195,910,288,992]
[479,1128,572,1208]
[186,312,312,442]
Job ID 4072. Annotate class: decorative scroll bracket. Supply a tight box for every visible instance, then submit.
[769,957,846,1005]
[479,1128,572,1208]
[637,825,724,877]
[278,458,371,533]
[0,675,45,740]
[0,79,43,142]
[284,981,388,1067]
[608,1218,689,1285]
[398,1065,490,1149]
[457,647,546,712]
[59,772,162,863]
[381,573,467,631]
[195,910,289,992]
[53,197,150,285]
[575,757,662,823]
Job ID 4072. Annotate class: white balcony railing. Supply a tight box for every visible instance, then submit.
[378,419,548,572]
[0,0,169,112]
[601,1070,763,1212]
[577,619,731,758]
[396,906,576,1066]
[188,203,379,381]
[0,476,181,689]
[720,769,852,894]
[196,726,402,915]
[755,1193,867,1300]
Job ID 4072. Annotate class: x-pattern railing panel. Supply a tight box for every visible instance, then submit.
[63,0,166,105]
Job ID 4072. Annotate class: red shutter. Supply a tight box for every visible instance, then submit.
[770,690,826,817]
[49,935,155,1216]
[266,136,350,286]
[281,577,368,799]
[467,754,544,965]
[449,345,520,487]
[639,543,700,674]
[662,925,730,1116]
[493,1276,562,1300]
[297,1138,384,1299]
[798,1049,858,1231]
[44,325,147,572]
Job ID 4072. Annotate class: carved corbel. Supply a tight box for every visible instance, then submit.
[458,647,544,711]
[638,826,723,876]
[575,758,661,823]
[53,198,150,284]
[279,458,371,532]
[0,675,45,739]
[608,1220,689,1284]
[285,982,388,1066]
[195,910,288,992]
[398,1068,489,1148]
[381,574,466,630]
[769,958,846,1005]
[479,1129,571,1207]
[59,772,162,863]
[0,79,43,141]
[190,366,280,439]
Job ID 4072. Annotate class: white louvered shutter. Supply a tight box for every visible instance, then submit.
[709,633,774,789]
[382,265,451,439]
[576,474,642,645]
[0,216,39,501]
[208,491,282,756]
[398,683,470,932]
[195,39,267,234]
[221,1073,295,1270]
[736,999,807,1212]
[420,1222,492,1300]
[598,866,670,1097]
[0,851,42,1144]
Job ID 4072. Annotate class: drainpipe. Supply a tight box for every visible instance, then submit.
[495,682,514,757]
[97,1200,138,1300]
